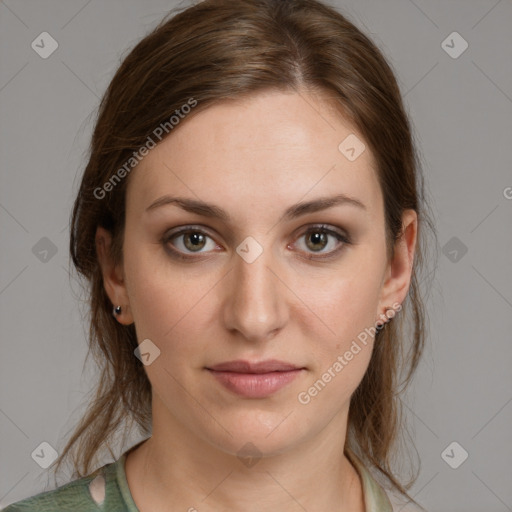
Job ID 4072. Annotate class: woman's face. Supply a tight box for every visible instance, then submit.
[98,89,416,458]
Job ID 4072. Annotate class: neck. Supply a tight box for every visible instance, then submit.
[125,402,364,511]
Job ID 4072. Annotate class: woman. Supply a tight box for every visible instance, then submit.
[2,0,436,510]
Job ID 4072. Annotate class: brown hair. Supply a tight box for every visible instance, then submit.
[56,0,437,507]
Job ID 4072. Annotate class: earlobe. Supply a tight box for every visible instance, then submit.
[95,226,134,325]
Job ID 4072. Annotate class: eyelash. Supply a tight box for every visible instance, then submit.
[160,224,351,262]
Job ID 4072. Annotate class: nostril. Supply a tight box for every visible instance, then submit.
[89,474,106,505]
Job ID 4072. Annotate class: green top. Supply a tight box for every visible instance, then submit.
[1,447,393,511]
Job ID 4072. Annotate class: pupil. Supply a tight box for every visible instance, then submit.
[309,232,326,251]
[186,232,204,251]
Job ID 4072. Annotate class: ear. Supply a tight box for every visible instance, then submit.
[377,209,418,318]
[95,226,134,325]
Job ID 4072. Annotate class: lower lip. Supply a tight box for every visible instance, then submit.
[207,369,304,398]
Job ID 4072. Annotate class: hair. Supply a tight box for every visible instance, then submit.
[55,0,437,508]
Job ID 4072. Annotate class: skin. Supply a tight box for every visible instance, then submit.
[96,88,417,512]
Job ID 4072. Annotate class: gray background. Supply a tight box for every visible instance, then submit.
[1,1,511,511]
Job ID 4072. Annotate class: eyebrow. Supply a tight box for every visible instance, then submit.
[145,193,367,222]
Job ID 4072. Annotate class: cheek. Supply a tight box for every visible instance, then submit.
[293,254,384,401]
[123,240,217,359]
[124,227,385,372]
[295,285,377,416]
[299,257,383,351]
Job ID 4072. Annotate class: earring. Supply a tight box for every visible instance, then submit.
[385,306,396,322]
[376,306,395,330]
[113,305,122,316]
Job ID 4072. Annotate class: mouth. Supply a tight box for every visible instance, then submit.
[205,359,306,398]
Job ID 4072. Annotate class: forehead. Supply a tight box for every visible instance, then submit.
[127,90,382,221]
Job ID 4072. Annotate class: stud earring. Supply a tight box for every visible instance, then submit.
[376,306,395,330]
[113,305,122,316]
[385,306,396,321]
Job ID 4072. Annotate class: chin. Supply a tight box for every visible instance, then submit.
[198,410,311,459]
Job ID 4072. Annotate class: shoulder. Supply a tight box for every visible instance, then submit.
[1,467,108,512]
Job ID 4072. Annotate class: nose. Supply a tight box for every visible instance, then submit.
[222,244,288,343]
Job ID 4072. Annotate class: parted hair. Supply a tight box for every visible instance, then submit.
[55,0,437,508]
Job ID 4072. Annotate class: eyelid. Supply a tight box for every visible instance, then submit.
[161,223,350,260]
[290,224,350,260]
[161,225,220,260]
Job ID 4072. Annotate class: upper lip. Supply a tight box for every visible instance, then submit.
[207,359,303,374]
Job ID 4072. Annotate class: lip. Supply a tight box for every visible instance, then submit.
[206,359,305,398]
[208,359,302,373]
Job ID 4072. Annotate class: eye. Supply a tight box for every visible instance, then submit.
[292,224,350,260]
[162,226,218,260]
[161,224,351,261]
